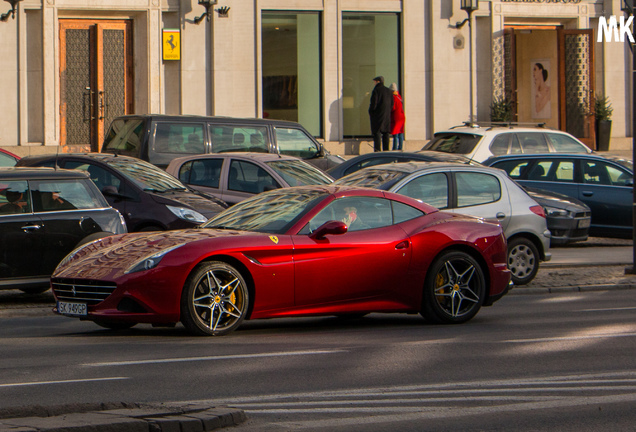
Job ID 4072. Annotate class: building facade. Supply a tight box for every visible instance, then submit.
[0,0,631,157]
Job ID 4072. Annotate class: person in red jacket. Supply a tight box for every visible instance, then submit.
[389,83,405,151]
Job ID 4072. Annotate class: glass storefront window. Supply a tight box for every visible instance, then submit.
[262,12,322,137]
[342,13,400,138]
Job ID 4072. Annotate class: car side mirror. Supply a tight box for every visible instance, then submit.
[309,220,348,240]
[626,178,634,187]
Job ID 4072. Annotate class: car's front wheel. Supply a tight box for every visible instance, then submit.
[421,251,485,324]
[507,237,539,285]
[181,261,249,336]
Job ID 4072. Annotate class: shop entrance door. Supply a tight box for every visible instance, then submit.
[59,20,133,152]
[503,27,595,150]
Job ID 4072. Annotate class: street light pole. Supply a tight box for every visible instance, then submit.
[456,0,479,123]
[622,0,636,274]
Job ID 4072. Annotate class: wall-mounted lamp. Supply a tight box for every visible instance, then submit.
[194,0,218,24]
[215,6,230,18]
[0,0,22,22]
[453,0,479,29]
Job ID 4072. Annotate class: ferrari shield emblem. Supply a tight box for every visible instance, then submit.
[269,236,279,244]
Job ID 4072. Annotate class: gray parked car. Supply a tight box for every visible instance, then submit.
[166,152,334,205]
[335,162,552,285]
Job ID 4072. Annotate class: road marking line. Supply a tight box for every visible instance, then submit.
[504,333,636,343]
[83,349,347,367]
[0,377,128,388]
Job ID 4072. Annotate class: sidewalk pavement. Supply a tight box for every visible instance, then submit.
[0,402,246,432]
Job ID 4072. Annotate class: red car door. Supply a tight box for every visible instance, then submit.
[292,197,412,308]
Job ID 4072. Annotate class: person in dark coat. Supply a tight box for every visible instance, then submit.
[368,76,393,152]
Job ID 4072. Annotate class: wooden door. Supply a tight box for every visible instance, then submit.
[60,20,133,152]
[558,29,595,150]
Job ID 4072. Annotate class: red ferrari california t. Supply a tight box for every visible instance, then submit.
[51,186,511,335]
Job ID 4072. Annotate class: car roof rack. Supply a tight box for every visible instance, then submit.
[450,121,547,130]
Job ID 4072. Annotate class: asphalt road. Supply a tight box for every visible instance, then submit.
[2,287,636,430]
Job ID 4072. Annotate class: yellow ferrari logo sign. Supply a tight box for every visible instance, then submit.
[162,29,180,61]
[269,236,279,244]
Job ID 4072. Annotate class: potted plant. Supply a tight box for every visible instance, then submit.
[594,96,613,151]
[490,97,513,123]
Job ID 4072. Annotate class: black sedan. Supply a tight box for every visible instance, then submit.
[327,150,477,180]
[17,154,228,232]
[0,167,127,293]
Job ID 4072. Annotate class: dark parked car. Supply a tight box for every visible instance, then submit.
[484,153,633,238]
[100,114,344,171]
[0,148,20,167]
[523,186,591,246]
[17,154,228,232]
[0,167,127,293]
[326,150,477,179]
[51,186,510,334]
[166,152,333,205]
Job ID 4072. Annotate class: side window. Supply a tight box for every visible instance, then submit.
[103,119,144,155]
[518,133,549,153]
[64,162,122,193]
[526,161,552,181]
[153,123,206,154]
[489,134,511,156]
[491,160,529,179]
[228,160,277,193]
[0,181,30,215]
[396,173,449,209]
[209,125,269,153]
[274,128,320,159]
[392,201,425,224]
[552,160,575,182]
[582,161,612,185]
[304,197,393,233]
[606,165,633,186]
[179,159,223,189]
[31,179,104,212]
[546,133,589,152]
[456,172,501,207]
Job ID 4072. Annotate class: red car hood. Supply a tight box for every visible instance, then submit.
[53,228,249,280]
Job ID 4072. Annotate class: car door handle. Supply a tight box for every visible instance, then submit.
[395,240,410,250]
[582,191,594,196]
[21,224,42,232]
[496,212,506,219]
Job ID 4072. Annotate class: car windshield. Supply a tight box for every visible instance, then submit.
[266,160,333,187]
[107,158,188,192]
[335,169,407,190]
[203,188,329,233]
[424,133,481,155]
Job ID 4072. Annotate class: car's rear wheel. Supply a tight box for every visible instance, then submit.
[507,237,539,285]
[181,261,249,336]
[421,251,485,324]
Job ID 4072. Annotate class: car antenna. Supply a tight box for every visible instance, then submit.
[54,145,60,170]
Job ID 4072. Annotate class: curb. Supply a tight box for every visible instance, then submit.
[0,402,246,432]
[510,282,636,295]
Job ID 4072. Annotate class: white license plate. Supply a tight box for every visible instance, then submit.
[57,301,87,316]
[578,219,591,229]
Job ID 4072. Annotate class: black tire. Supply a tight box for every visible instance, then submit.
[138,225,163,232]
[180,261,249,336]
[507,237,539,285]
[94,320,136,330]
[76,232,111,248]
[421,251,485,324]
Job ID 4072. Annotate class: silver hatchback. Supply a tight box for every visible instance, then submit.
[335,162,551,285]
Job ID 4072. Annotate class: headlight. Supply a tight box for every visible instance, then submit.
[166,205,207,223]
[125,244,185,274]
[544,206,570,217]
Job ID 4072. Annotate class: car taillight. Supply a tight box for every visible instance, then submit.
[530,205,546,218]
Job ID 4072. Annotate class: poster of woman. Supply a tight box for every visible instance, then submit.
[531,60,551,119]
